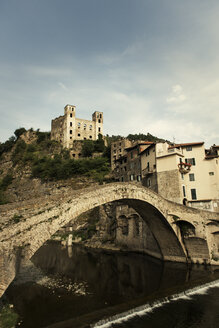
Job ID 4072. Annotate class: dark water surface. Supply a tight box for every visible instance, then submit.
[5,241,219,328]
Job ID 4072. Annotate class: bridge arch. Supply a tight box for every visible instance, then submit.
[1,182,218,298]
[16,183,188,264]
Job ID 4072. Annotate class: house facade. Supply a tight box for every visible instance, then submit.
[51,104,103,149]
[113,140,219,212]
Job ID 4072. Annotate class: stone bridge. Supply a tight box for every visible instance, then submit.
[0,182,219,298]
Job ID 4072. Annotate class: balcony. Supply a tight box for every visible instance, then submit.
[178,162,191,174]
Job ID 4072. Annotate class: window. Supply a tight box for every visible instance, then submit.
[84,123,86,130]
[189,173,195,181]
[100,114,102,118]
[186,146,192,151]
[183,185,186,197]
[147,178,151,187]
[191,189,197,200]
[78,122,81,128]
[209,172,214,176]
[70,122,72,127]
[124,166,127,171]
[119,149,122,153]
[145,149,150,156]
[98,119,101,123]
[78,133,80,137]
[89,135,92,139]
[181,173,184,180]
[98,127,101,132]
[70,137,72,139]
[89,125,92,130]
[70,130,72,134]
[137,175,141,182]
[72,154,75,157]
[147,162,150,170]
[70,113,72,117]
[185,158,196,165]
[130,174,134,181]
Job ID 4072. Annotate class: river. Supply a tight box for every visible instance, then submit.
[3,241,219,328]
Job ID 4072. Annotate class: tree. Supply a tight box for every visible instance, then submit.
[14,128,26,139]
[94,134,105,152]
[82,140,94,157]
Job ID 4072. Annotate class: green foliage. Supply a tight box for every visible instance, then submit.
[0,304,18,328]
[11,140,27,165]
[14,127,26,139]
[0,136,16,158]
[0,174,13,205]
[0,174,13,191]
[32,156,110,182]
[82,140,94,157]
[94,134,105,152]
[0,191,8,205]
[36,131,51,144]
[127,132,165,143]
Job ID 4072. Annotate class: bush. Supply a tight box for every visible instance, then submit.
[82,140,94,157]
[31,156,110,181]
[0,136,16,158]
[11,140,26,165]
[0,174,13,191]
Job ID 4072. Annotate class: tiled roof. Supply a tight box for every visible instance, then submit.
[168,142,204,149]
[125,141,154,152]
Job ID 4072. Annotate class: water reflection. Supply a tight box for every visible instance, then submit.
[5,241,219,328]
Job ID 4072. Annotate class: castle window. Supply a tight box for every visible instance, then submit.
[186,146,192,151]
[70,137,72,139]
[70,122,72,127]
[78,122,81,126]
[84,137,86,140]
[98,127,101,132]
[209,172,214,176]
[89,125,92,130]
[78,133,80,137]
[72,154,75,157]
[100,114,102,118]
[70,130,72,134]
[98,119,101,123]
[84,123,87,130]
[89,136,92,139]
[70,113,72,117]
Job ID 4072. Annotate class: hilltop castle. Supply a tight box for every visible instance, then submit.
[51,104,103,149]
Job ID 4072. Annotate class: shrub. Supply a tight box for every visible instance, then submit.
[11,140,26,165]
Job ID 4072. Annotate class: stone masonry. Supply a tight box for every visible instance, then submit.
[0,182,219,298]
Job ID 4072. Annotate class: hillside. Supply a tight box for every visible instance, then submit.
[0,129,111,205]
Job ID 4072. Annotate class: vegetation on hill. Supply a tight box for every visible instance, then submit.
[0,128,111,204]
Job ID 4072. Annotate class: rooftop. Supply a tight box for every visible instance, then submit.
[168,142,204,149]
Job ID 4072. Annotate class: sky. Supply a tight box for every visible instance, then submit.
[0,0,219,147]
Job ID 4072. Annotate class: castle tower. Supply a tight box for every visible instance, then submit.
[64,104,76,148]
[92,111,103,139]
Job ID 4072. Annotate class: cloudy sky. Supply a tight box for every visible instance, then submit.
[0,0,219,146]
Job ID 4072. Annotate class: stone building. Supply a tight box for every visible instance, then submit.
[111,138,132,170]
[114,140,219,212]
[113,141,153,182]
[51,104,103,149]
